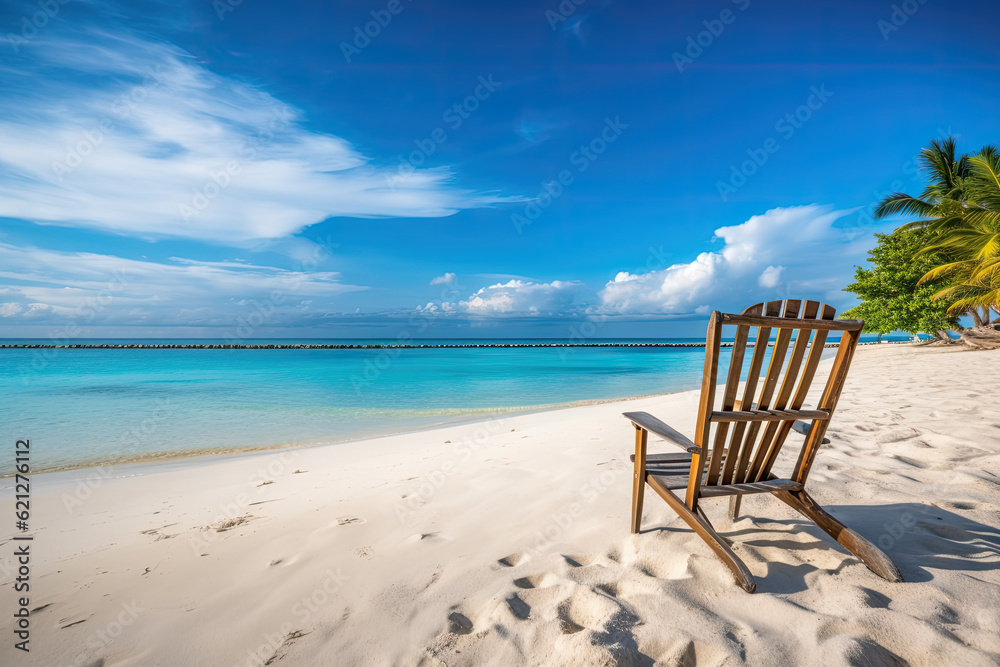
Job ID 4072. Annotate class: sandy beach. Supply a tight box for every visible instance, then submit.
[2,343,999,666]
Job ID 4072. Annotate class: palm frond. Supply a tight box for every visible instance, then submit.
[874,194,934,220]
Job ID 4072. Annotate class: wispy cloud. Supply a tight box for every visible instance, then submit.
[429,272,457,286]
[0,22,509,245]
[0,242,362,328]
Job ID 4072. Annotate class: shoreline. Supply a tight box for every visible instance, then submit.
[0,343,911,479]
[0,390,683,479]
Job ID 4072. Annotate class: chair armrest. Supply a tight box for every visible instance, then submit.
[623,411,700,453]
[791,420,831,444]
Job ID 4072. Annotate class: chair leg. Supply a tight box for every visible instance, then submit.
[729,494,743,521]
[774,489,903,583]
[630,472,645,534]
[631,427,647,534]
[647,476,757,593]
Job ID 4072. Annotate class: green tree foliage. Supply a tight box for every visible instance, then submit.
[875,137,1000,324]
[842,228,959,336]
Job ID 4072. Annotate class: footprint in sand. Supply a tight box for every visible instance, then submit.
[947,501,978,510]
[447,611,474,634]
[858,587,891,609]
[595,582,620,598]
[337,516,366,526]
[639,554,692,581]
[497,552,529,567]
[557,610,585,634]
[875,427,922,444]
[208,515,253,532]
[505,594,531,620]
[556,589,622,633]
[562,554,596,568]
[513,573,559,589]
[404,532,447,544]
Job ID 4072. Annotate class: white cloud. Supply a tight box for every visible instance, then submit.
[0,302,23,317]
[0,29,508,244]
[0,242,363,328]
[430,272,456,286]
[758,265,785,288]
[458,280,583,316]
[599,205,872,315]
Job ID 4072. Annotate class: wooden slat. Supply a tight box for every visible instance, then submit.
[740,300,799,483]
[623,412,699,453]
[720,313,862,331]
[698,478,803,498]
[750,301,819,482]
[648,472,692,490]
[707,323,749,485]
[728,300,782,486]
[793,326,859,484]
[686,312,722,510]
[630,452,692,464]
[753,301,831,480]
[711,409,830,422]
[790,303,836,409]
[631,425,647,534]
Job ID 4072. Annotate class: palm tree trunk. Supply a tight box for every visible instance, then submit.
[971,308,984,327]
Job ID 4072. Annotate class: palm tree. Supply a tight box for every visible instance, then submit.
[875,138,1000,329]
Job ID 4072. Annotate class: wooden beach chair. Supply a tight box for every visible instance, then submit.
[625,299,902,593]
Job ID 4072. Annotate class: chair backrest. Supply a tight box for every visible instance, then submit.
[685,299,863,506]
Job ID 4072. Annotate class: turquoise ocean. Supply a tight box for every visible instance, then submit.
[0,336,902,474]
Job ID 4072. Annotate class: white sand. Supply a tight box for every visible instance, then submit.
[2,344,999,666]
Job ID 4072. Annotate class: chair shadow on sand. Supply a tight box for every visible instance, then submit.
[652,500,1000,596]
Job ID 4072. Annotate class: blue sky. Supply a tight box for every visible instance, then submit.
[0,0,998,338]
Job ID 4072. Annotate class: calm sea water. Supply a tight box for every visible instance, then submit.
[0,336,901,473]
